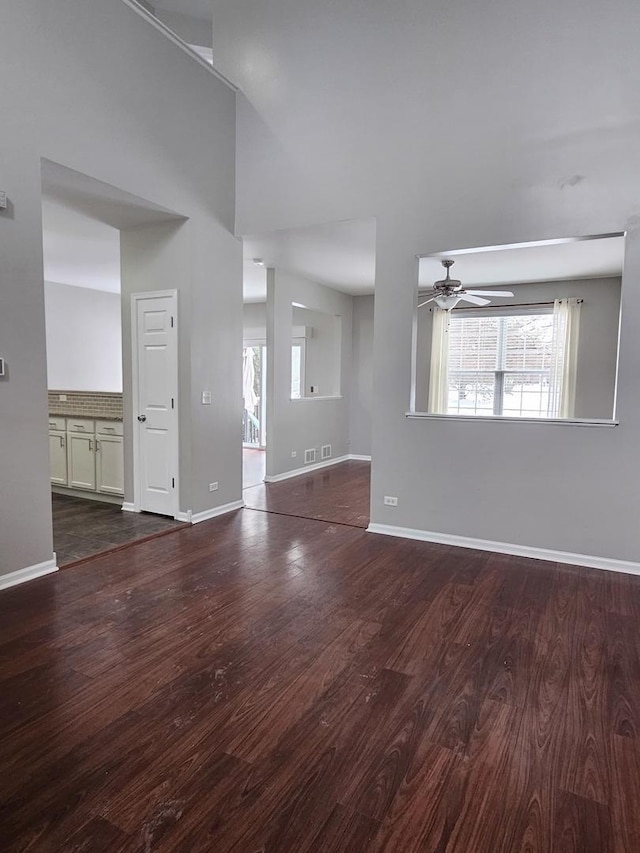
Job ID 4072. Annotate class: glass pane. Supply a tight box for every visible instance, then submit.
[447,371,496,415]
[503,314,555,370]
[242,346,262,445]
[291,344,302,399]
[502,372,551,418]
[449,316,499,371]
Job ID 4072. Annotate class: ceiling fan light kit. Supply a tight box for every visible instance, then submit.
[419,259,514,310]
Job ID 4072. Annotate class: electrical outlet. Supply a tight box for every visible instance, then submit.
[291,451,297,458]
[383,495,398,507]
[304,448,316,464]
[209,482,218,492]
[321,444,331,460]
[201,391,212,405]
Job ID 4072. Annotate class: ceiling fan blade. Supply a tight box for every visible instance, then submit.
[459,294,491,307]
[465,289,514,298]
[417,297,436,307]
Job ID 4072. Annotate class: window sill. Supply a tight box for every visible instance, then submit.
[405,412,619,427]
[290,395,343,402]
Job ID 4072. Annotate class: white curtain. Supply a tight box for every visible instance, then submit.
[428,307,450,414]
[549,298,581,418]
[242,348,258,410]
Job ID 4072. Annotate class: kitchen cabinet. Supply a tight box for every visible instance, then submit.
[68,433,97,491]
[49,417,124,498]
[49,431,68,485]
[96,431,124,495]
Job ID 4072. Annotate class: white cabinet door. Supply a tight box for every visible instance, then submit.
[49,432,68,485]
[96,435,124,495]
[68,434,96,491]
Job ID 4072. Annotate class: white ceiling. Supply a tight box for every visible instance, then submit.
[418,236,625,290]
[243,218,376,302]
[42,199,121,293]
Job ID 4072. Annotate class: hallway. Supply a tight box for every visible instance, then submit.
[243,459,371,528]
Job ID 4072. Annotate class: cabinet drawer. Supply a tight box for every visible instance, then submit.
[67,418,95,434]
[48,416,66,431]
[96,419,123,436]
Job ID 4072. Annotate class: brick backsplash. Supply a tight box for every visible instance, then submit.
[48,391,123,419]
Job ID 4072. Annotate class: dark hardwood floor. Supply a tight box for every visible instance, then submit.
[52,493,188,567]
[2,501,640,850]
[244,459,371,528]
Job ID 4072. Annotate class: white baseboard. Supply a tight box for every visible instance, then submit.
[0,557,58,591]
[121,502,138,513]
[366,523,640,577]
[190,500,245,525]
[348,454,372,462]
[175,510,192,523]
[265,455,352,483]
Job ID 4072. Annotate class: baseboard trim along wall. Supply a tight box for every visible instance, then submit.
[265,455,351,483]
[0,557,59,591]
[121,502,137,513]
[176,502,245,524]
[366,523,640,577]
[190,500,245,525]
[348,454,372,462]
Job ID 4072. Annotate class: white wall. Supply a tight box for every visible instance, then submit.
[266,271,353,478]
[152,8,213,47]
[349,295,374,457]
[243,301,266,337]
[0,1,240,579]
[44,282,122,392]
[415,277,621,419]
[292,306,340,397]
[215,0,640,564]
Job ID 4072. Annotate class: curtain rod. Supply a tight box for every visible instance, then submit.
[450,299,583,311]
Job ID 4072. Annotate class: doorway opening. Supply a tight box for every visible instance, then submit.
[41,159,188,568]
[242,342,266,488]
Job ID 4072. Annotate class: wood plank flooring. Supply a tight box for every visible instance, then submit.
[52,493,188,567]
[2,505,640,850]
[244,459,371,527]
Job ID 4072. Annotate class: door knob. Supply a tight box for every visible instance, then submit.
[137,415,147,422]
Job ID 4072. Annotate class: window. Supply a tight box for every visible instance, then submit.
[429,301,581,419]
[291,340,305,399]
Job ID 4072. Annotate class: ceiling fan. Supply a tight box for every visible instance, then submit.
[418,259,514,310]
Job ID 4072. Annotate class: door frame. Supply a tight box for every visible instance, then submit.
[130,289,180,518]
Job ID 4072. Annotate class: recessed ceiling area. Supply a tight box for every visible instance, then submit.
[42,200,121,293]
[243,217,377,302]
[418,235,625,289]
[41,159,186,294]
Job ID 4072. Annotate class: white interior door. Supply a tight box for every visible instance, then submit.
[134,291,178,516]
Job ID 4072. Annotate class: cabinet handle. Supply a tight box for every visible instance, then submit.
[88,439,93,451]
[59,435,64,448]
[96,440,101,451]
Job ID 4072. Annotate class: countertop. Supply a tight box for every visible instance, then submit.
[49,412,124,422]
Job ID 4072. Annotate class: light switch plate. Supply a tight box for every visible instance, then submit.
[0,357,5,376]
[0,192,6,210]
[201,391,212,405]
